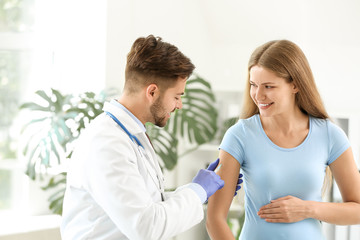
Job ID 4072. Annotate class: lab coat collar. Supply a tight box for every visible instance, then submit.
[109,99,146,132]
[102,102,144,135]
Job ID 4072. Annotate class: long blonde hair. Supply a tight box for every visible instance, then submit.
[241,40,332,196]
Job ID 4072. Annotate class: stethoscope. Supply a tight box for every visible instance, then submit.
[105,111,165,201]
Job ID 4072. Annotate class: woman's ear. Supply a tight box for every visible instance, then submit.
[292,83,299,94]
[145,84,159,102]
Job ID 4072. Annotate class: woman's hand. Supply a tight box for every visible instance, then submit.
[257,195,312,223]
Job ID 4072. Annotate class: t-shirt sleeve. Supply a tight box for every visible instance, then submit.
[327,120,351,165]
[219,123,245,165]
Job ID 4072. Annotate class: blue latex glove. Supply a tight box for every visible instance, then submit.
[192,158,225,200]
[235,173,243,196]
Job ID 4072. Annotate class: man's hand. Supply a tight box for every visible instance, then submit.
[192,158,225,200]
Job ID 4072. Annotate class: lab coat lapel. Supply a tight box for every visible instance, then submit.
[137,132,165,187]
[103,102,164,194]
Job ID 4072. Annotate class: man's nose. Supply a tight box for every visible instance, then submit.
[176,98,183,109]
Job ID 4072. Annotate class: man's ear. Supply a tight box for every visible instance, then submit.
[145,84,159,102]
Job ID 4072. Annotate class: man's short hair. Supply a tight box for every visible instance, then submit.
[124,35,195,93]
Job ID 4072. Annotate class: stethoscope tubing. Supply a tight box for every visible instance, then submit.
[104,110,165,201]
[105,111,144,148]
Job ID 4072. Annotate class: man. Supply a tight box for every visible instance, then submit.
[61,35,240,240]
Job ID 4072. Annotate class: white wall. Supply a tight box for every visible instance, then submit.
[28,0,107,96]
[106,0,360,114]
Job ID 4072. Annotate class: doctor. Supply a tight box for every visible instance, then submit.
[61,35,241,240]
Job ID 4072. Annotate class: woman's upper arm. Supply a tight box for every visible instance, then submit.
[207,150,241,219]
[330,147,360,203]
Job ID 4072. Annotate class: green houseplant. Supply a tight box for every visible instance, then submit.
[20,75,218,214]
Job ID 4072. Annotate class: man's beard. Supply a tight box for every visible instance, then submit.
[150,97,168,127]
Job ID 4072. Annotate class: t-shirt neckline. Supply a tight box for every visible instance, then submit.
[255,114,312,152]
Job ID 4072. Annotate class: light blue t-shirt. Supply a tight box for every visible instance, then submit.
[220,114,350,240]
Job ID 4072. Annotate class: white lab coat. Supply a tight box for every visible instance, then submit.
[61,102,204,240]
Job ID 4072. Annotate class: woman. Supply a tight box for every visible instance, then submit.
[206,40,360,239]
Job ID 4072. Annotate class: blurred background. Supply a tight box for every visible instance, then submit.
[0,0,359,239]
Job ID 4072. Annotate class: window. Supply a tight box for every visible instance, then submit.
[0,0,35,212]
[0,0,107,216]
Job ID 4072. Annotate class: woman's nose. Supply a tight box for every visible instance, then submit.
[256,88,266,101]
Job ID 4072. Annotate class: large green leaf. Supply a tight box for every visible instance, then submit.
[19,102,51,111]
[20,88,117,215]
[150,75,219,169]
[20,89,108,180]
[165,76,218,145]
[42,172,67,215]
[146,123,178,170]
